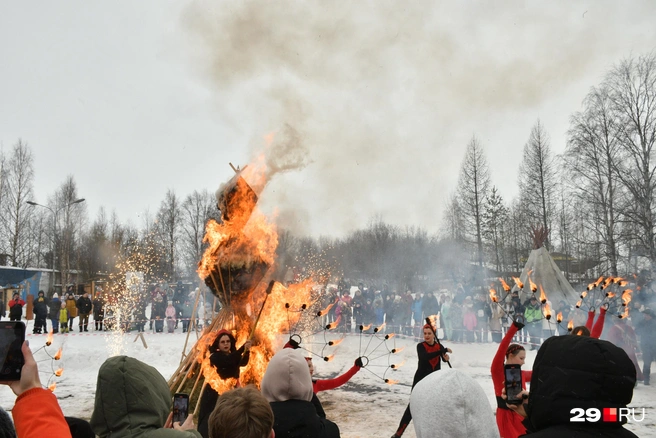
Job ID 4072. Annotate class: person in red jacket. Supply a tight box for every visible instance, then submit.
[1,341,71,437]
[8,293,25,322]
[491,319,532,438]
[392,323,451,438]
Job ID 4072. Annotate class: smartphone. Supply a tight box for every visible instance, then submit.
[504,364,523,405]
[0,321,25,381]
[172,393,189,425]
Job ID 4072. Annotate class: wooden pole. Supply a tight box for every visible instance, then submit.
[180,287,203,364]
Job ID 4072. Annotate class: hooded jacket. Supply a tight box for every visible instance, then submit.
[410,369,499,438]
[90,356,201,438]
[261,349,340,438]
[523,335,638,438]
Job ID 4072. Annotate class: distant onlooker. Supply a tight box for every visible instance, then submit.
[49,293,62,334]
[208,386,274,438]
[166,301,177,333]
[59,302,69,334]
[76,292,92,332]
[635,308,655,385]
[8,293,25,322]
[410,369,499,438]
[65,293,78,331]
[33,291,49,334]
[92,293,105,331]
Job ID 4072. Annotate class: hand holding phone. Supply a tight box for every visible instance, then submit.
[172,393,189,425]
[504,364,523,405]
[0,322,26,382]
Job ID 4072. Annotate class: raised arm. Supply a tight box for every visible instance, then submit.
[590,306,607,339]
[314,361,361,392]
[491,322,521,395]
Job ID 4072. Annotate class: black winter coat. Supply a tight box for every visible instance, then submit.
[33,296,49,317]
[270,399,340,438]
[48,298,61,319]
[76,296,92,315]
[523,335,637,438]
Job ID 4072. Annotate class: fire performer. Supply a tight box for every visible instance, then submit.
[491,319,532,438]
[305,356,363,418]
[391,323,451,438]
[575,303,608,338]
[197,329,252,438]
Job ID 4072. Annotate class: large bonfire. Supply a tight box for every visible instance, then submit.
[168,157,314,411]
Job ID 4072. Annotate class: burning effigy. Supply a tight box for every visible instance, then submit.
[168,160,314,411]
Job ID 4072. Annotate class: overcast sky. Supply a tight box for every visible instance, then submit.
[2,1,655,237]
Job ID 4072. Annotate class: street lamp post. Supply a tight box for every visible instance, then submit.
[26,198,85,293]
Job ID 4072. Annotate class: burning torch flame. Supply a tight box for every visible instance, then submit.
[385,333,395,340]
[606,292,616,298]
[385,379,399,385]
[489,288,498,303]
[576,300,582,308]
[55,368,63,377]
[328,338,344,347]
[323,355,335,362]
[556,312,563,323]
[512,277,524,289]
[317,301,336,317]
[586,282,595,291]
[621,289,633,307]
[619,306,630,319]
[48,383,56,392]
[567,320,574,331]
[46,330,53,346]
[613,277,623,284]
[499,278,511,292]
[374,323,386,333]
[390,360,407,369]
[594,276,604,288]
[54,347,63,361]
[361,324,372,331]
[539,285,547,304]
[618,280,628,287]
[543,302,552,320]
[326,316,341,330]
[391,347,405,354]
[580,291,588,299]
[528,275,537,293]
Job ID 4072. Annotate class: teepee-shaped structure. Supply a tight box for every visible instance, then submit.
[511,226,578,305]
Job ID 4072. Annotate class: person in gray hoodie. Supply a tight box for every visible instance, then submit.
[410,368,499,438]
[260,349,340,438]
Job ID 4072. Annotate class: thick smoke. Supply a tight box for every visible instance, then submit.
[182,0,656,237]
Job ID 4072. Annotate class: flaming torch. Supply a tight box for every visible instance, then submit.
[539,285,547,304]
[567,320,574,332]
[499,278,511,293]
[489,288,499,303]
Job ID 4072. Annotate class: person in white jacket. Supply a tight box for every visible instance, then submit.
[410,368,499,438]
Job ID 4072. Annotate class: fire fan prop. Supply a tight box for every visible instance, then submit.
[168,162,314,414]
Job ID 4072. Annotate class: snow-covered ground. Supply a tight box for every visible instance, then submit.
[1,322,654,438]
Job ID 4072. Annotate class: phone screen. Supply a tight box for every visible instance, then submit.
[504,365,523,403]
[172,393,189,425]
[0,322,25,380]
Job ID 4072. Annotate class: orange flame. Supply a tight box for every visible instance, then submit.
[528,274,537,293]
[619,306,630,319]
[328,338,344,347]
[323,355,335,362]
[374,323,386,333]
[586,282,595,291]
[54,347,63,360]
[618,280,628,287]
[489,288,498,303]
[594,276,604,288]
[604,277,613,287]
[567,320,574,331]
[385,333,395,340]
[317,300,336,317]
[391,347,405,354]
[621,289,633,307]
[580,291,588,299]
[556,312,563,323]
[512,277,524,289]
[55,368,63,377]
[361,324,372,331]
[539,285,547,304]
[390,360,407,369]
[543,302,552,320]
[385,379,399,385]
[606,292,616,298]
[576,300,582,308]
[46,330,53,346]
[613,277,623,284]
[326,316,341,330]
[48,383,56,392]
[499,278,511,292]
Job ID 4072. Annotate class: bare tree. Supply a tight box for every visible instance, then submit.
[605,53,656,269]
[565,86,623,275]
[456,136,491,267]
[156,189,182,280]
[180,189,216,278]
[53,176,87,288]
[2,140,34,266]
[518,120,558,248]
[482,186,508,273]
